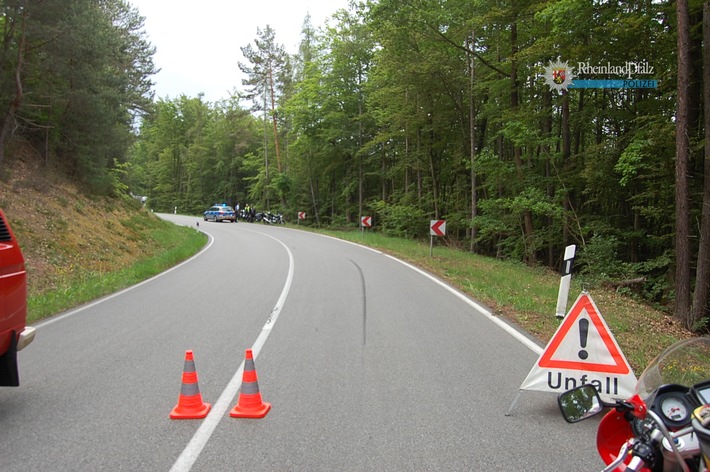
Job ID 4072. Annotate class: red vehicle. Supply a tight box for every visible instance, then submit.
[0,209,35,386]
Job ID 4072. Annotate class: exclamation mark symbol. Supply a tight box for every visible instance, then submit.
[578,319,589,360]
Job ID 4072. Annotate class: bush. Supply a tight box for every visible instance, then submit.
[577,234,628,281]
[369,200,428,239]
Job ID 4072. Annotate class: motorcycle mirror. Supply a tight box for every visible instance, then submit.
[558,385,604,423]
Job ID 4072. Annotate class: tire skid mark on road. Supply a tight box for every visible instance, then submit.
[306,231,542,355]
[349,259,367,346]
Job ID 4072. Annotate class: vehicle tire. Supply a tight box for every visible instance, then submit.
[0,334,19,386]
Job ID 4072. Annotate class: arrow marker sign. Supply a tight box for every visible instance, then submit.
[361,216,372,228]
[430,220,446,236]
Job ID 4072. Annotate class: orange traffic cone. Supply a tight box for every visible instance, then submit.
[170,350,211,419]
[230,349,271,418]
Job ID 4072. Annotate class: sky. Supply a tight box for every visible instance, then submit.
[127,0,352,104]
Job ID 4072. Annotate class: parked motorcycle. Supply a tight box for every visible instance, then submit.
[261,211,284,225]
[558,337,710,472]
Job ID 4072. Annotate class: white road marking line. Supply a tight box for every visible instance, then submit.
[169,231,294,472]
[381,254,543,355]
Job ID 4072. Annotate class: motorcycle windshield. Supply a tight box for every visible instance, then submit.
[634,337,710,401]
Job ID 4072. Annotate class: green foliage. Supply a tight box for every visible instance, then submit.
[633,252,673,305]
[0,0,157,192]
[615,137,651,187]
[370,200,428,239]
[130,97,261,213]
[475,186,564,260]
[18,0,689,321]
[270,171,292,204]
[577,234,629,281]
[109,159,132,200]
[5,0,706,327]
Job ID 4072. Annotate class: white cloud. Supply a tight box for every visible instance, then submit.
[128,0,350,103]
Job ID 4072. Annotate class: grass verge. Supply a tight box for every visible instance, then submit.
[27,218,206,323]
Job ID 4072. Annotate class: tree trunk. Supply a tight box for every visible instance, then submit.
[429,148,439,218]
[543,86,553,267]
[0,7,27,172]
[690,1,710,331]
[267,69,282,173]
[263,84,270,208]
[469,31,477,253]
[428,106,440,219]
[309,178,320,226]
[510,20,535,264]
[561,89,571,246]
[675,0,693,328]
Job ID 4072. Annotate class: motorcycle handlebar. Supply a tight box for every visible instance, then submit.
[602,442,630,472]
[624,456,646,472]
[600,411,692,472]
[601,445,647,472]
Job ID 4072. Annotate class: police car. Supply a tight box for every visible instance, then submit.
[203,204,237,222]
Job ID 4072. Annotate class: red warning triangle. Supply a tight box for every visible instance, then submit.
[538,293,630,374]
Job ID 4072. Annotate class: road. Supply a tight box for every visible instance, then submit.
[0,214,604,471]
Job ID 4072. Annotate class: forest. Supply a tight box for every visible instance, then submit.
[0,0,708,332]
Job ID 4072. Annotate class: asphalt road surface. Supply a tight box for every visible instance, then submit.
[0,213,605,471]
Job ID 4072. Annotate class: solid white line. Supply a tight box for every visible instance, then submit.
[34,230,215,330]
[169,231,295,472]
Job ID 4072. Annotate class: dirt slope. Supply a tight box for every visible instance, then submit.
[0,143,157,297]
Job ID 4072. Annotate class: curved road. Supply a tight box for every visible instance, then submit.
[0,214,603,471]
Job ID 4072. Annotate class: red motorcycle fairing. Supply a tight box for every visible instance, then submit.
[597,409,652,472]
